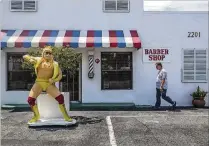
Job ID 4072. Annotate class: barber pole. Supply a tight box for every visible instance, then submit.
[89,55,94,73]
[88,55,94,78]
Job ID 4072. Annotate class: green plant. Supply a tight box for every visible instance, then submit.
[190,86,208,100]
[22,46,82,75]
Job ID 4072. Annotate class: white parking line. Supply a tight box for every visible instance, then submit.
[106,116,117,146]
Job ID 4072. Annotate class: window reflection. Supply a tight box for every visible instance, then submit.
[101,52,133,90]
[7,53,35,90]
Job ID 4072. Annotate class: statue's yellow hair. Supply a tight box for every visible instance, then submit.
[42,46,52,57]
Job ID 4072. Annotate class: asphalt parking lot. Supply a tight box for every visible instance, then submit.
[1,109,209,146]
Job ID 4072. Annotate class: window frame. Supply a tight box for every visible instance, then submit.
[6,52,35,91]
[101,52,133,90]
[10,0,38,12]
[181,48,208,83]
[103,0,130,13]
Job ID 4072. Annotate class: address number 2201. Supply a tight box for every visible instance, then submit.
[188,32,200,38]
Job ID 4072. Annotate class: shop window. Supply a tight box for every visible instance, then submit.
[101,52,133,90]
[7,53,35,90]
[182,48,208,82]
[103,0,130,13]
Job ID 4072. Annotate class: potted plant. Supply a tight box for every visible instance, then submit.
[190,86,208,108]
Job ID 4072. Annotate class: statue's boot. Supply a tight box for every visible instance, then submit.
[28,104,40,123]
[59,104,73,122]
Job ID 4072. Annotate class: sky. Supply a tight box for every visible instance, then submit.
[144,0,209,11]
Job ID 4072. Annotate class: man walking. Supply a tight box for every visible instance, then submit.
[155,62,176,110]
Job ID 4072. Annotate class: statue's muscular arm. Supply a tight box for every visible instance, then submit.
[23,54,38,64]
[49,68,62,84]
[53,68,62,82]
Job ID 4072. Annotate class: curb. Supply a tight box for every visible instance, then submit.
[2,104,209,111]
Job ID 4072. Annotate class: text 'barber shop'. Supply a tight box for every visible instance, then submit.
[143,48,171,62]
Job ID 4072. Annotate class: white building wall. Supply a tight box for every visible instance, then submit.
[139,12,208,106]
[1,0,208,106]
[81,12,208,106]
[0,0,3,106]
[0,0,2,28]
[1,0,143,30]
[82,12,208,106]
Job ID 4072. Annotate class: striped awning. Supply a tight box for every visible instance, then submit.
[0,30,141,49]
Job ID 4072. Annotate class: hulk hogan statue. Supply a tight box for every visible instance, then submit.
[23,46,72,123]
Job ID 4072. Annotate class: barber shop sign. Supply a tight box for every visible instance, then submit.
[142,48,171,62]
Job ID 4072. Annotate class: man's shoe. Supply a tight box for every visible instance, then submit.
[172,101,176,110]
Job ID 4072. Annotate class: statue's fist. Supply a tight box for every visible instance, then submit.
[30,58,36,64]
[49,78,54,84]
[23,55,29,59]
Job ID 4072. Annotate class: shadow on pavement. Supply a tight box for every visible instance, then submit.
[71,116,104,125]
[29,124,78,131]
[28,116,104,131]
